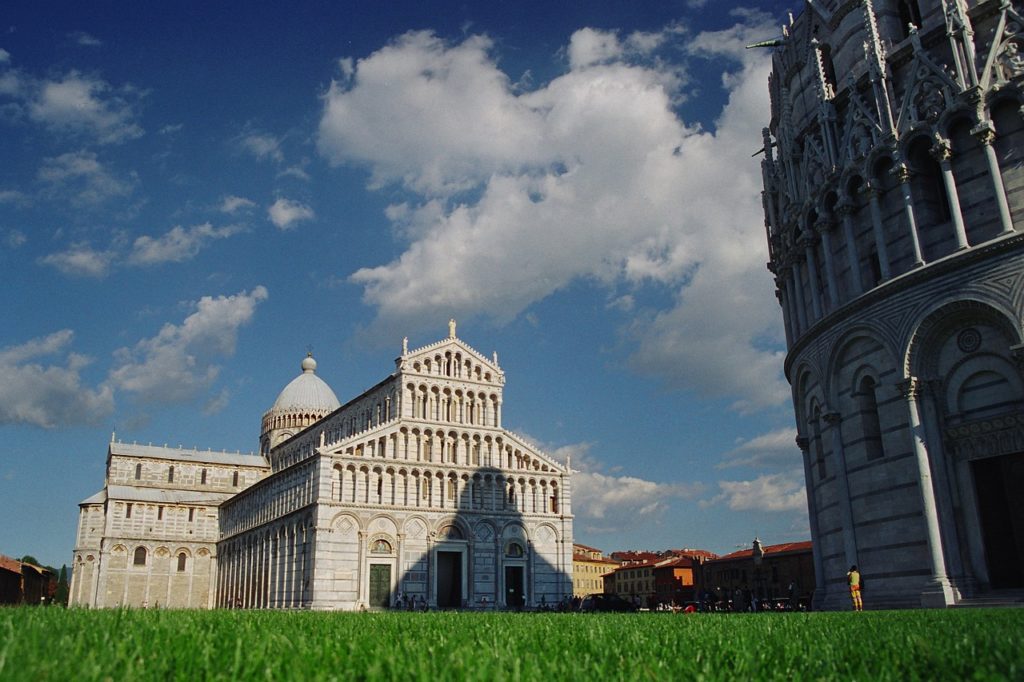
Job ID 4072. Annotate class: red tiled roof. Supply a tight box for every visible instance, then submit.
[710,541,813,562]
[573,542,603,553]
[0,554,21,574]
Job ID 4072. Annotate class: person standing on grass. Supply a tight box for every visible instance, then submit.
[847,565,863,611]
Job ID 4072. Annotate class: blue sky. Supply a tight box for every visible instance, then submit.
[0,0,806,568]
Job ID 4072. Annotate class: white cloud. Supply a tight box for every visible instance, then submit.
[718,427,799,469]
[108,286,268,403]
[268,198,314,230]
[69,31,103,47]
[0,189,28,205]
[548,441,703,533]
[38,150,135,206]
[219,195,255,213]
[39,242,116,277]
[0,330,114,428]
[4,229,26,249]
[29,71,142,144]
[704,471,806,513]
[567,28,624,69]
[319,18,787,412]
[0,48,10,64]
[203,388,230,415]
[127,222,244,265]
[239,132,283,162]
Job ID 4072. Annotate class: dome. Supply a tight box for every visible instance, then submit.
[269,353,341,414]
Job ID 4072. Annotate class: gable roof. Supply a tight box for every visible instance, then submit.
[710,541,813,562]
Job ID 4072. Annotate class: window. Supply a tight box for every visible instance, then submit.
[168,466,174,483]
[177,553,187,572]
[135,463,142,480]
[157,506,163,520]
[200,468,207,485]
[188,508,195,522]
[857,377,885,460]
[133,547,147,566]
[126,503,133,519]
[898,0,922,39]
[232,471,239,487]
[812,411,826,480]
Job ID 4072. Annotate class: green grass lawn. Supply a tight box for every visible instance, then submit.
[1,608,1020,681]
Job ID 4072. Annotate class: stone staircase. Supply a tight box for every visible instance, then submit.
[950,589,1024,608]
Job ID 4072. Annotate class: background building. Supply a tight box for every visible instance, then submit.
[71,324,574,610]
[761,0,1024,608]
[572,543,619,597]
[697,539,815,610]
[0,555,55,605]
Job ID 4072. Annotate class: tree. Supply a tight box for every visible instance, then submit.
[55,565,70,606]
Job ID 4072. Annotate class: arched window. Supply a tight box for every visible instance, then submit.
[907,136,953,258]
[232,471,239,487]
[811,409,826,480]
[133,547,147,566]
[177,552,187,572]
[168,466,174,483]
[200,468,207,485]
[898,0,922,39]
[856,377,885,461]
[135,463,142,480]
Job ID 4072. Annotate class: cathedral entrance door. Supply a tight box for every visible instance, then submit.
[368,564,391,608]
[436,551,462,608]
[972,452,1024,588]
[505,566,525,608]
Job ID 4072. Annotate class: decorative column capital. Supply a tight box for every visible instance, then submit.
[898,377,922,400]
[823,412,842,426]
[835,201,856,217]
[930,135,952,163]
[892,162,911,185]
[1010,344,1024,372]
[971,120,996,146]
[861,184,881,201]
[797,234,819,249]
[813,219,832,235]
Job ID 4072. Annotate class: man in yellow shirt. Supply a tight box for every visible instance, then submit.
[847,565,863,611]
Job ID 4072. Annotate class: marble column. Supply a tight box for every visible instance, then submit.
[932,138,969,250]
[837,202,863,296]
[815,219,840,309]
[898,377,955,607]
[864,186,892,280]
[972,123,1015,235]
[894,163,925,267]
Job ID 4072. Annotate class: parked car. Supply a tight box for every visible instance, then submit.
[578,594,638,612]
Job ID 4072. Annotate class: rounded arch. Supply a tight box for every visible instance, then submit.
[330,512,361,533]
[826,324,900,406]
[903,298,1023,379]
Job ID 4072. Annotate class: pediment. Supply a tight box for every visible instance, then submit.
[398,336,504,384]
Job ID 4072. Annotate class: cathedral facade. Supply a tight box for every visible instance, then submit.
[762,0,1024,608]
[70,325,574,609]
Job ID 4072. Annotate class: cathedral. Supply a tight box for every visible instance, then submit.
[762,0,1024,608]
[69,324,574,609]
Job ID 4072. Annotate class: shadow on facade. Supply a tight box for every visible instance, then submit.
[364,466,571,610]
